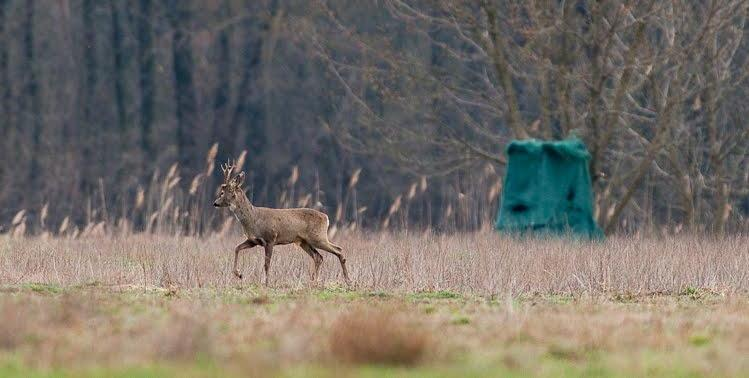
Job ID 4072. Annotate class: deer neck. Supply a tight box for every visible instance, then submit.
[229,191,257,232]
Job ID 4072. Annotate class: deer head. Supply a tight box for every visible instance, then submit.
[213,159,246,208]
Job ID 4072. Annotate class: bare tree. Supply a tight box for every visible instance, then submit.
[302,0,749,234]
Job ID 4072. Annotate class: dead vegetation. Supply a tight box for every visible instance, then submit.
[0,233,747,375]
[330,304,432,365]
[0,233,746,296]
[0,287,745,376]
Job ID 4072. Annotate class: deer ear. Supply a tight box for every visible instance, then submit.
[232,171,245,187]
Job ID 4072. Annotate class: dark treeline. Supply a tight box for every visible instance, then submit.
[0,1,346,224]
[0,0,747,234]
[0,0,452,234]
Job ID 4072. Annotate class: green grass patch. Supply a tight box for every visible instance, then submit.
[612,292,638,303]
[21,283,64,295]
[408,290,462,301]
[365,291,390,299]
[546,344,584,361]
[688,334,711,347]
[313,286,361,301]
[681,286,700,298]
[451,316,471,326]
[544,293,575,305]
[514,293,575,305]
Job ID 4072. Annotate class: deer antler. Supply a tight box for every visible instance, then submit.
[221,159,235,185]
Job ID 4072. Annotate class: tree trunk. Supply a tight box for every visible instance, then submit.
[25,0,42,191]
[230,3,267,183]
[0,0,9,207]
[0,0,8,130]
[81,0,98,193]
[137,0,154,165]
[110,0,127,137]
[483,4,526,139]
[168,0,198,172]
[110,0,129,182]
[212,0,232,152]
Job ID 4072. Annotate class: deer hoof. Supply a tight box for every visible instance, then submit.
[233,271,243,279]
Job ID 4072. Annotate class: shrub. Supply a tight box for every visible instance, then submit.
[329,305,431,366]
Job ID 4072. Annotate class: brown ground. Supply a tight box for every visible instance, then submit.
[0,233,747,377]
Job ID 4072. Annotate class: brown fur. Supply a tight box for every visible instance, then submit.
[214,162,349,286]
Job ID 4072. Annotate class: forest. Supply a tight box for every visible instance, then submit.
[0,0,747,234]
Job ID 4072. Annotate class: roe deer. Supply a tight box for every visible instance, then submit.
[213,160,350,286]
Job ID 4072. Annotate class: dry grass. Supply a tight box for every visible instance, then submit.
[0,233,746,296]
[0,233,748,376]
[330,305,432,365]
[0,287,746,377]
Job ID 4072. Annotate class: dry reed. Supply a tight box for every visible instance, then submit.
[0,233,746,296]
[5,140,746,238]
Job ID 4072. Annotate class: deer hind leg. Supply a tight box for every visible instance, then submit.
[233,239,258,279]
[312,239,350,286]
[299,241,323,282]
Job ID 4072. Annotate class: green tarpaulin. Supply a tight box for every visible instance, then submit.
[495,138,604,239]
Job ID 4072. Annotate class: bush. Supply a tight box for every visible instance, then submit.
[329,305,431,366]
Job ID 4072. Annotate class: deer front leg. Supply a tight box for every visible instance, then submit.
[233,239,257,279]
[263,243,274,286]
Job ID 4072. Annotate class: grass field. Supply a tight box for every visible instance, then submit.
[0,233,747,377]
